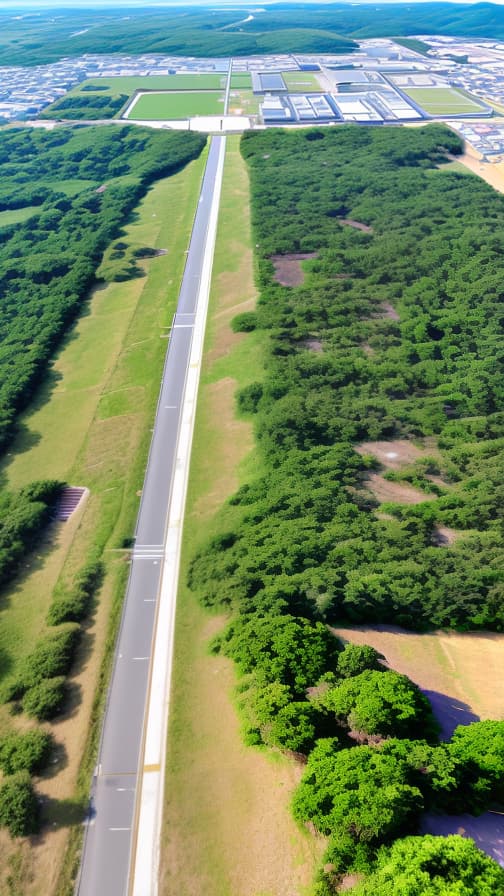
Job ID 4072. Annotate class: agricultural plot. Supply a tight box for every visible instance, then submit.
[128,90,225,120]
[402,86,486,115]
[282,70,323,92]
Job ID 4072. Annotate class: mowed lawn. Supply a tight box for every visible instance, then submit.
[129,90,225,119]
[0,148,207,896]
[282,70,323,91]
[160,136,324,896]
[403,86,485,114]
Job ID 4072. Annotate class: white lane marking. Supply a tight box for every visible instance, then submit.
[110,827,131,832]
[144,598,156,603]
[172,324,194,329]
[132,657,150,661]
[165,405,177,409]
[116,788,135,792]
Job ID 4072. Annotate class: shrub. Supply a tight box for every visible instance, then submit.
[0,772,39,837]
[47,560,104,625]
[11,624,80,697]
[22,677,67,721]
[0,730,53,775]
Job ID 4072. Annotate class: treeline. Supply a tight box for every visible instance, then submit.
[188,125,504,892]
[40,93,128,120]
[0,125,205,451]
[0,481,64,587]
[190,125,504,632]
[1,4,503,66]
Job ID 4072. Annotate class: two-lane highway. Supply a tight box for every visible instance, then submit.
[77,135,226,896]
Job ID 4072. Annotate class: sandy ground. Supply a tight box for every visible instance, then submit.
[338,218,373,233]
[456,152,504,194]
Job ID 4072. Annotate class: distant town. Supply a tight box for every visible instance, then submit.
[2,35,504,157]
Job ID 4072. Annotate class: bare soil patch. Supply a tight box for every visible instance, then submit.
[332,626,504,739]
[356,439,439,470]
[303,338,323,353]
[433,525,461,546]
[338,218,373,233]
[455,152,504,195]
[364,472,433,505]
[371,301,400,321]
[361,342,375,357]
[270,252,318,287]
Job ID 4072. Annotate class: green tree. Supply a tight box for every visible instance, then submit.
[354,834,504,895]
[321,670,439,740]
[0,772,39,837]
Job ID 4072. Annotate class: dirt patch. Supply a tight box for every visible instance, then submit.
[270,253,318,287]
[361,342,375,357]
[455,152,504,195]
[303,338,323,353]
[338,218,373,233]
[371,301,400,321]
[433,525,461,546]
[356,439,439,470]
[339,873,365,891]
[364,472,433,505]
[332,626,504,739]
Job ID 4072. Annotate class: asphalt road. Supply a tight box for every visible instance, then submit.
[77,135,225,896]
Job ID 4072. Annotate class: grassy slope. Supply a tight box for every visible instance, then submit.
[160,136,323,896]
[0,148,207,896]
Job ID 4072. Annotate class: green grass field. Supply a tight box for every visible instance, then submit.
[282,70,323,92]
[403,86,485,115]
[73,74,227,96]
[0,148,208,896]
[128,90,225,120]
[230,73,252,89]
[0,206,40,227]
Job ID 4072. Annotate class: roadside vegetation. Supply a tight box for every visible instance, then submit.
[0,124,206,885]
[186,125,504,893]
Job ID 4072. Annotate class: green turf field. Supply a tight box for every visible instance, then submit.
[128,91,225,119]
[402,86,485,115]
[282,71,323,92]
[73,74,227,96]
[230,73,252,89]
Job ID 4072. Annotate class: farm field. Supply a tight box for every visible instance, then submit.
[0,149,207,896]
[403,86,486,114]
[128,90,225,119]
[282,70,323,91]
[161,136,323,896]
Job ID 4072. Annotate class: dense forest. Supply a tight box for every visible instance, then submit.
[188,125,504,892]
[39,93,129,121]
[0,3,503,65]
